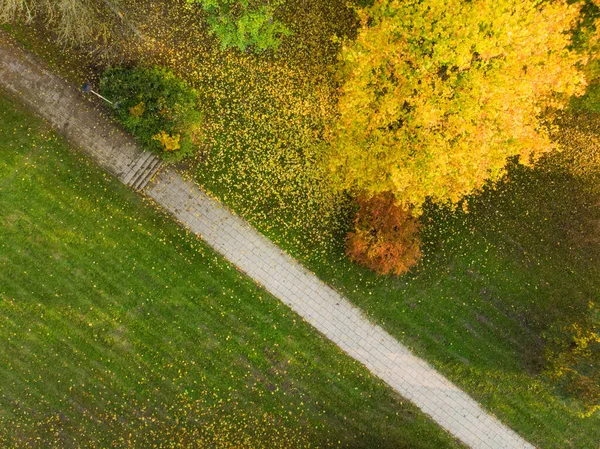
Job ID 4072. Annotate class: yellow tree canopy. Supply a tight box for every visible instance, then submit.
[329,0,590,211]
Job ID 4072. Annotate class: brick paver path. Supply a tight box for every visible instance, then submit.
[0,31,535,449]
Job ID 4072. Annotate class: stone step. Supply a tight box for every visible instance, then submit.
[142,158,163,189]
[122,150,153,185]
[132,156,163,191]
[129,152,157,189]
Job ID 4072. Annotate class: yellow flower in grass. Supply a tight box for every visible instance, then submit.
[129,101,145,117]
[152,131,181,152]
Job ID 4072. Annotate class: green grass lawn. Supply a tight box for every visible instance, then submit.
[0,93,462,448]
[4,3,600,447]
[196,146,600,449]
[195,120,600,449]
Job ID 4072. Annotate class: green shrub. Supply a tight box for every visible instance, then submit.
[187,0,291,52]
[100,66,203,163]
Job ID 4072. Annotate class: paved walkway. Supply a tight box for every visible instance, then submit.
[0,31,535,449]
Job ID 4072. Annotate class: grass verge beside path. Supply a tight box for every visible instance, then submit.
[197,153,600,449]
[0,93,461,448]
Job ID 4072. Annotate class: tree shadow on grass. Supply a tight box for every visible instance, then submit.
[419,158,600,374]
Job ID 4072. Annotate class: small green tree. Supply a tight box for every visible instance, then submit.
[187,0,291,52]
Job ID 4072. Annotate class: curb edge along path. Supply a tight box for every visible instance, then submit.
[0,31,535,449]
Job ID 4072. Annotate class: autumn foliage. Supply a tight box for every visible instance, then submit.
[346,193,422,276]
[330,0,592,211]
